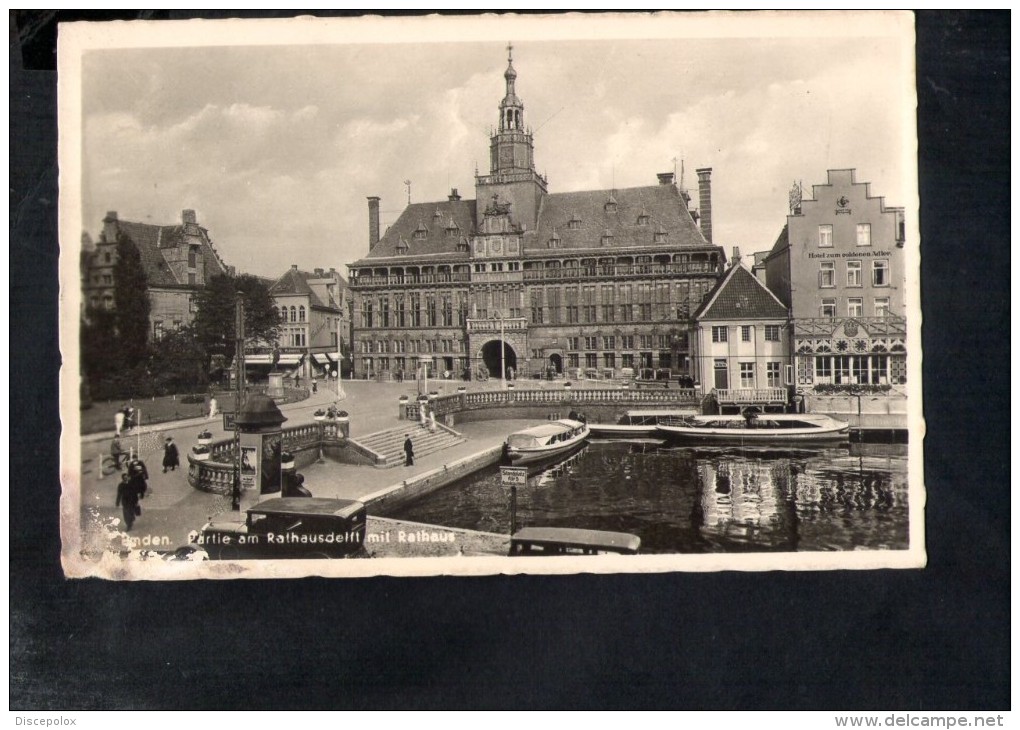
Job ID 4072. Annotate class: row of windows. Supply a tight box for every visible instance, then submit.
[358,339,465,355]
[819,297,891,318]
[711,325,783,343]
[276,305,306,323]
[819,260,890,288]
[566,352,673,369]
[713,359,786,388]
[565,334,684,350]
[818,223,871,247]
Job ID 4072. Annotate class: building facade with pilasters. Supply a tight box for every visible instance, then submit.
[347,48,725,381]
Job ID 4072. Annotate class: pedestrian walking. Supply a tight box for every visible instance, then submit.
[128,456,150,493]
[312,378,318,393]
[403,435,414,466]
[110,435,126,471]
[162,437,180,473]
[114,409,125,437]
[115,466,146,532]
[428,410,437,433]
[208,396,218,420]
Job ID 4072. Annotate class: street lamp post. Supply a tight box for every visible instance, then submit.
[336,314,346,401]
[497,311,506,390]
[232,293,246,511]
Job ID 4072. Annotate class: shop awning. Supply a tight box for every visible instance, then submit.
[244,354,303,366]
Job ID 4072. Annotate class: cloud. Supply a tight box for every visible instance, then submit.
[79,35,913,277]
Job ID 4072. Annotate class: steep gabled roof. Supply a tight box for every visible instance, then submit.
[694,262,789,321]
[114,219,228,287]
[269,267,347,310]
[364,199,477,259]
[529,183,708,252]
[353,182,715,265]
[269,268,327,308]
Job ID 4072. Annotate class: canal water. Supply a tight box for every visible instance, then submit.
[387,440,910,553]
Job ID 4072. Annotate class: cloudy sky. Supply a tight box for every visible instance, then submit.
[72,13,916,279]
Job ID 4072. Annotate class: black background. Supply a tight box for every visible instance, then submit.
[10,11,1010,710]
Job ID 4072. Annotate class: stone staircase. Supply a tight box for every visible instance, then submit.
[354,423,466,468]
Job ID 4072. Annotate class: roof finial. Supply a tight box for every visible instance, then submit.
[507,42,513,63]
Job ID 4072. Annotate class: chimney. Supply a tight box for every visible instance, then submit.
[696,168,713,243]
[291,264,298,271]
[731,246,741,265]
[182,209,197,225]
[314,268,324,277]
[448,188,461,202]
[657,172,675,185]
[367,197,381,250]
[102,211,119,242]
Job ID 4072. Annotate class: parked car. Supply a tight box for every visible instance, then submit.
[192,497,366,559]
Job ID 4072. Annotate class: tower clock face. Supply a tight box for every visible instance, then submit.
[499,147,513,167]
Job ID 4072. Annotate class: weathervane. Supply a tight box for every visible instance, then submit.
[404,179,412,205]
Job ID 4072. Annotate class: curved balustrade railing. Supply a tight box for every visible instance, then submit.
[188,420,350,494]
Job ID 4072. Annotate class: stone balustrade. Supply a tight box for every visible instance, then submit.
[188,419,350,494]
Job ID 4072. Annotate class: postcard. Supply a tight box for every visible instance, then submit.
[59,11,925,579]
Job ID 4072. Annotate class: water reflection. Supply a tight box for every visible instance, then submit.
[388,441,909,554]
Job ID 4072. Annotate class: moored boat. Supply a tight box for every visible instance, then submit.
[505,419,590,465]
[656,413,850,442]
[588,409,698,438]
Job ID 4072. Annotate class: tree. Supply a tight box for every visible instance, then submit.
[193,273,281,361]
[112,232,151,368]
[147,326,209,394]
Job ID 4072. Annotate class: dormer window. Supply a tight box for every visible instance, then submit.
[456,239,469,253]
[413,220,428,240]
[445,217,460,237]
[653,225,668,244]
[396,237,409,253]
[604,195,618,214]
[547,230,561,249]
[433,208,443,222]
[637,213,650,226]
[601,228,614,246]
[567,215,581,230]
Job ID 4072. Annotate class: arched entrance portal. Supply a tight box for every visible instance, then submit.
[548,353,563,374]
[480,339,518,379]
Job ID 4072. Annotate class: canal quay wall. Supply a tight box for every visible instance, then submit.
[806,393,908,432]
[362,445,505,516]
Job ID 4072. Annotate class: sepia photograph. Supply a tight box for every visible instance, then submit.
[59,11,925,578]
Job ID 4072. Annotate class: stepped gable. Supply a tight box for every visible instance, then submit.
[694,262,789,321]
[364,199,477,259]
[527,183,708,252]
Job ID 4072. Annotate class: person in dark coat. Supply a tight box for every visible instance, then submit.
[403,435,414,466]
[162,437,180,473]
[115,468,146,532]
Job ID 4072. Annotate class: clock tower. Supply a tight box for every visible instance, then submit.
[475,44,547,233]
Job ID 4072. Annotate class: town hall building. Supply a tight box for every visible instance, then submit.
[347,47,725,380]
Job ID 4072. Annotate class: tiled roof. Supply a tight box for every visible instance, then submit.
[269,268,346,310]
[355,183,711,264]
[529,184,708,252]
[364,199,478,259]
[694,262,788,321]
[115,219,227,287]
